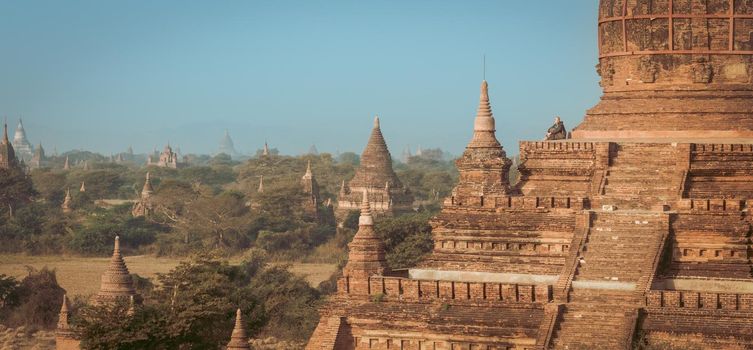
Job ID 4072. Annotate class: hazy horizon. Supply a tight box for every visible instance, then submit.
[1,1,601,156]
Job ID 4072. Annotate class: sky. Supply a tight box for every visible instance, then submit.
[0,1,601,156]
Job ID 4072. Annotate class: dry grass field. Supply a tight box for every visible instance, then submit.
[0,255,336,296]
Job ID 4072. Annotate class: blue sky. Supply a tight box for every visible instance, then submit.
[0,1,601,156]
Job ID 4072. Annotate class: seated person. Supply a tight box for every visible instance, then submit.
[545,116,567,140]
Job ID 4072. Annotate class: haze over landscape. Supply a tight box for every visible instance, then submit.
[0,1,600,155]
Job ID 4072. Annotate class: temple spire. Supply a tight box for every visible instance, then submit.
[95,235,138,303]
[80,181,86,192]
[142,172,154,198]
[359,190,373,226]
[374,115,380,129]
[57,294,70,330]
[467,80,502,149]
[62,188,72,213]
[305,160,312,177]
[342,189,388,293]
[63,156,70,170]
[257,175,264,193]
[226,308,251,349]
[2,121,8,144]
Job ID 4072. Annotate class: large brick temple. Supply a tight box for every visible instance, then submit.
[307,1,753,349]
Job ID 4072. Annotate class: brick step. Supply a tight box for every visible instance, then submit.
[608,163,676,169]
[575,268,644,277]
[585,240,655,248]
[603,190,675,198]
[594,198,674,210]
[568,290,640,305]
[575,257,650,266]
[587,229,660,237]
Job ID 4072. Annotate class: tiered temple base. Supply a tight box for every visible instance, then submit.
[308,140,753,350]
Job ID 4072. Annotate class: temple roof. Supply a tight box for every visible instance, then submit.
[219,130,238,156]
[141,172,154,197]
[466,80,502,149]
[226,309,251,349]
[96,236,137,302]
[348,116,404,189]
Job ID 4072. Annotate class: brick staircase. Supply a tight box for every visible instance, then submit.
[547,211,669,349]
[574,212,665,283]
[305,316,343,350]
[549,291,637,350]
[597,143,682,210]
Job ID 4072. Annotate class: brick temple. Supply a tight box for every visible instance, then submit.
[337,117,414,218]
[307,1,753,349]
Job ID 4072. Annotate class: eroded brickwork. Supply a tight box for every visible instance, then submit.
[311,2,753,349]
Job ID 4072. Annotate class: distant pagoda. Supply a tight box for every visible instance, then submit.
[30,142,45,169]
[218,129,238,158]
[336,116,413,218]
[300,161,321,221]
[148,143,182,168]
[132,172,154,217]
[12,119,33,161]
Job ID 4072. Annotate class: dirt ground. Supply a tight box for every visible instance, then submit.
[0,255,336,296]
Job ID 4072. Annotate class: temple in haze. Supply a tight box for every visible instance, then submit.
[148,143,183,168]
[307,2,753,349]
[12,119,33,162]
[218,130,239,159]
[336,117,414,218]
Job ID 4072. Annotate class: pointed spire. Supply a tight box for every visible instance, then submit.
[63,156,70,170]
[339,179,347,195]
[257,175,264,193]
[80,181,86,193]
[96,235,137,303]
[303,160,313,178]
[62,188,72,213]
[226,308,251,349]
[467,80,502,149]
[142,172,154,198]
[359,190,373,226]
[57,294,70,330]
[346,116,405,191]
[2,121,8,145]
[262,141,270,156]
[342,189,388,286]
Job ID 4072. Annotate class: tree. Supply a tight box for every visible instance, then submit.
[0,267,66,329]
[77,252,320,348]
[0,167,35,217]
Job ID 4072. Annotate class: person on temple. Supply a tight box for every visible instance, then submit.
[545,116,568,140]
